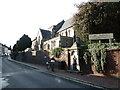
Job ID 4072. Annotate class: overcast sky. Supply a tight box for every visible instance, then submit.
[0,0,88,47]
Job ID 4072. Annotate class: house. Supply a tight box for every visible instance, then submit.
[43,17,75,52]
[0,43,11,56]
[43,36,73,52]
[35,20,64,51]
[36,28,51,50]
[45,17,81,71]
[49,20,64,38]
[57,17,75,38]
[32,17,81,71]
[3,45,11,56]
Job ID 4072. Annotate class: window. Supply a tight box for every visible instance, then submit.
[47,44,50,50]
[68,29,70,37]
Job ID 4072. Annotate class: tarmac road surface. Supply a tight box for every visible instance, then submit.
[1,56,99,89]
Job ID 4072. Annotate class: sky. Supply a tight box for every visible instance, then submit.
[0,0,88,47]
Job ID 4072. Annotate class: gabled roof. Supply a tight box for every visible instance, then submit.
[40,28,51,40]
[58,17,74,33]
[2,44,10,49]
[32,37,37,42]
[52,20,64,33]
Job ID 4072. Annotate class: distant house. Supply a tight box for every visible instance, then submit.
[0,43,11,56]
[3,45,10,55]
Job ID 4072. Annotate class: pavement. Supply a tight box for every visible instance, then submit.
[7,57,119,89]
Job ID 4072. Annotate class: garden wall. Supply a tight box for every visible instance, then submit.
[16,50,50,65]
[106,49,120,77]
[91,49,120,78]
[15,49,120,78]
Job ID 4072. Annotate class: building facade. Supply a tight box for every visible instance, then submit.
[43,17,75,51]
[0,43,11,56]
[36,28,51,50]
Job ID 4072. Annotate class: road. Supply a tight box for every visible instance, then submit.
[1,56,97,89]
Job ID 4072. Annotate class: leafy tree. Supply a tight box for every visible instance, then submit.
[13,44,18,52]
[11,34,32,59]
[74,2,120,42]
[16,34,32,51]
[11,44,18,59]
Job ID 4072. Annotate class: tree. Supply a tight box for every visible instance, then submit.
[11,44,18,59]
[16,34,32,51]
[74,2,120,42]
[12,34,32,52]
[11,34,32,59]
[13,44,18,52]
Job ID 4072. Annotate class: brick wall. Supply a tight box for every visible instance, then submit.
[91,49,120,77]
[16,49,120,78]
[106,49,120,77]
[16,50,50,65]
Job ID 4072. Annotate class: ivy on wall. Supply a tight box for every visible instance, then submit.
[83,43,120,73]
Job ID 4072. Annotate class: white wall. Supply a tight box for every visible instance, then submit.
[70,49,80,71]
[59,27,74,37]
[8,50,11,56]
[32,39,37,50]
[43,36,60,51]
[37,30,42,50]
[4,47,8,55]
